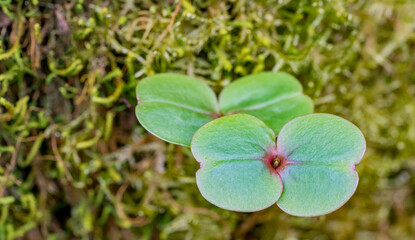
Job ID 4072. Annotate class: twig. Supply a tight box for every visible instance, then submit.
[0,105,45,197]
[233,211,265,238]
[0,5,24,60]
[0,140,21,198]
[51,126,73,182]
[115,181,150,226]
[162,190,231,237]
[151,1,182,51]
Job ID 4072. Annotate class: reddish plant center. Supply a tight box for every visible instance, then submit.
[264,147,287,173]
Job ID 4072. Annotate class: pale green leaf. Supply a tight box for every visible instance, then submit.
[135,74,218,146]
[197,160,282,212]
[192,114,282,212]
[219,72,313,134]
[191,114,275,163]
[276,114,366,216]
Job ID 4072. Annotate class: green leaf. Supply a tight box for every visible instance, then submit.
[197,160,282,212]
[276,114,366,216]
[191,114,282,212]
[135,74,219,146]
[191,114,276,162]
[219,72,313,134]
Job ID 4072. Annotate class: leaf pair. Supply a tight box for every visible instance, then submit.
[192,113,365,216]
[135,72,313,147]
[135,72,366,216]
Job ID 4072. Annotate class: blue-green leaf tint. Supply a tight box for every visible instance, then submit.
[276,114,366,216]
[192,114,282,212]
[136,72,313,146]
[135,73,365,216]
[219,72,313,134]
[135,74,219,146]
[192,113,365,216]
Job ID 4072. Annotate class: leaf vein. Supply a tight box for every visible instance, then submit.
[238,92,302,111]
[141,100,215,116]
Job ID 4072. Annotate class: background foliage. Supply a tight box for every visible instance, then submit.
[1,0,414,239]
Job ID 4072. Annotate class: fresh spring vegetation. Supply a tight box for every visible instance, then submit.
[135,72,312,146]
[135,72,366,216]
[1,0,415,239]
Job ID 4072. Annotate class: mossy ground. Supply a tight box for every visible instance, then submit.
[1,0,415,239]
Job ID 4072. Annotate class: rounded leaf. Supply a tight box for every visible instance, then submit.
[136,74,219,146]
[136,102,213,146]
[276,114,366,216]
[197,160,282,212]
[191,114,282,212]
[191,114,275,163]
[277,164,358,217]
[219,72,313,134]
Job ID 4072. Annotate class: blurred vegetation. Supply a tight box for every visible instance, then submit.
[0,0,414,239]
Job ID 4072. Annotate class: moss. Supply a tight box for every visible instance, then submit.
[0,0,415,239]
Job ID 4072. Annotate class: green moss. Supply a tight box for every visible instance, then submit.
[1,0,415,239]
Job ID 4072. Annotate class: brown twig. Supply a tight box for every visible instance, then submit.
[51,126,73,182]
[151,1,182,51]
[23,106,73,183]
[162,190,231,237]
[115,181,150,227]
[112,142,163,227]
[233,211,265,238]
[0,140,21,198]
[0,106,45,197]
